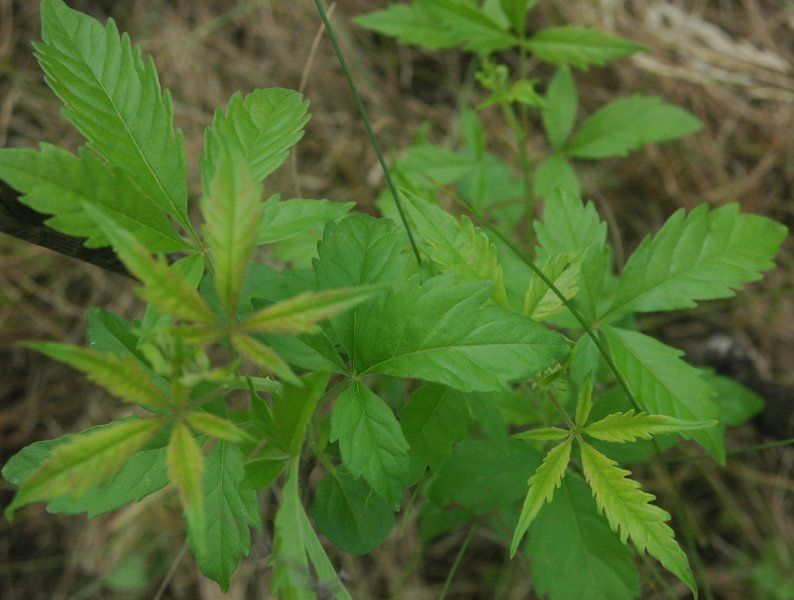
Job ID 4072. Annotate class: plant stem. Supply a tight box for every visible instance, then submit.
[439,518,480,600]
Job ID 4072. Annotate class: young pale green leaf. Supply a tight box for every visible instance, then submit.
[84,206,216,324]
[542,67,578,148]
[37,0,188,229]
[565,95,701,159]
[186,412,249,443]
[523,252,582,320]
[584,410,717,444]
[330,382,410,508]
[526,475,640,600]
[604,204,788,319]
[510,437,573,556]
[272,372,329,456]
[513,426,570,442]
[201,88,310,188]
[200,138,262,317]
[575,373,594,427]
[401,188,508,305]
[242,285,388,335]
[603,326,724,464]
[258,197,354,245]
[186,441,260,592]
[533,154,581,199]
[167,422,206,551]
[534,188,607,260]
[579,440,697,596]
[524,26,644,69]
[399,384,471,482]
[6,417,164,519]
[354,275,570,392]
[231,333,300,385]
[25,341,168,409]
[0,145,188,252]
[312,467,395,556]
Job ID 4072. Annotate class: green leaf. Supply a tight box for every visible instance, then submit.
[566,95,701,159]
[37,0,188,229]
[355,275,570,392]
[525,26,644,69]
[355,4,460,50]
[542,67,578,148]
[603,326,725,463]
[526,475,640,600]
[513,426,570,442]
[186,441,260,592]
[533,154,581,199]
[243,285,387,335]
[201,88,310,188]
[6,417,164,519]
[200,137,262,317]
[273,372,329,456]
[534,188,606,260]
[579,440,696,595]
[271,461,352,600]
[84,205,217,323]
[25,341,168,408]
[575,373,594,427]
[510,437,573,556]
[702,372,764,428]
[2,422,169,518]
[499,0,538,35]
[312,467,395,555]
[258,197,354,245]
[167,422,206,551]
[604,204,788,318]
[399,384,471,482]
[330,382,410,508]
[401,188,508,305]
[231,333,299,385]
[0,145,188,252]
[242,454,289,490]
[186,412,249,443]
[523,252,581,320]
[584,410,717,443]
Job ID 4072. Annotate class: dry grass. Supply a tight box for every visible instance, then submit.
[0,0,791,598]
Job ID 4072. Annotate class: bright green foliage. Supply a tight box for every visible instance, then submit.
[524,27,644,69]
[399,384,471,482]
[312,467,395,555]
[201,88,310,188]
[533,154,580,198]
[0,145,188,251]
[167,422,206,551]
[186,412,249,443]
[542,68,578,148]
[579,441,697,595]
[6,418,164,519]
[25,342,168,408]
[566,96,702,158]
[187,441,260,592]
[703,372,764,427]
[200,139,262,317]
[258,197,354,244]
[584,410,717,443]
[526,475,640,600]
[513,426,569,442]
[511,437,573,556]
[401,188,508,305]
[605,203,788,318]
[575,374,594,426]
[272,372,329,456]
[231,333,299,385]
[330,382,410,507]
[534,188,607,259]
[499,0,537,34]
[604,326,725,463]
[523,252,581,320]
[37,0,189,230]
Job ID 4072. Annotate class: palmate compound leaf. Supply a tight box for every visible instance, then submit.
[167,422,206,553]
[37,0,189,230]
[272,461,352,600]
[526,474,640,600]
[400,188,508,305]
[6,417,165,520]
[510,437,573,556]
[0,145,188,252]
[579,440,697,596]
[200,137,262,317]
[201,88,310,189]
[524,26,645,69]
[354,274,570,392]
[84,205,217,324]
[603,203,788,319]
[583,410,717,444]
[603,326,725,463]
[186,441,260,592]
[330,382,410,508]
[24,341,169,409]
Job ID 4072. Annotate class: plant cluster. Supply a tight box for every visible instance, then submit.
[0,1,787,598]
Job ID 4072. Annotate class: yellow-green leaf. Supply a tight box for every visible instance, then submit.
[584,410,717,444]
[231,333,300,386]
[513,427,570,442]
[523,252,581,320]
[167,422,206,550]
[575,372,593,427]
[187,412,249,443]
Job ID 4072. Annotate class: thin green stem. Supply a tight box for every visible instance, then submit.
[312,0,422,266]
[439,518,480,600]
